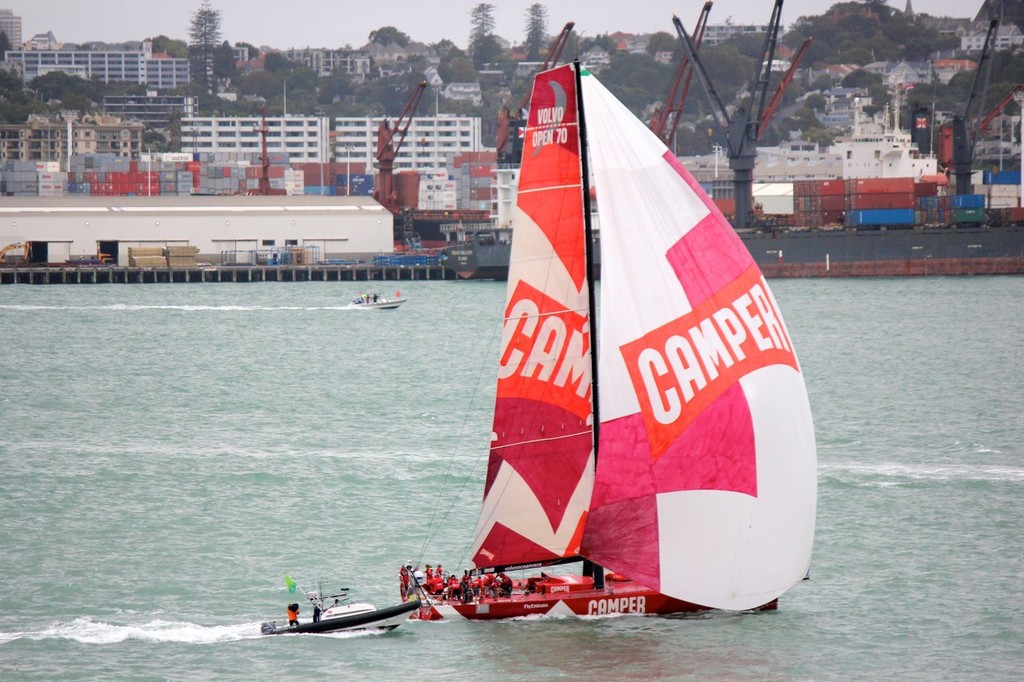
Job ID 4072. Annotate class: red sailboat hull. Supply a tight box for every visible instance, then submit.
[410,576,777,621]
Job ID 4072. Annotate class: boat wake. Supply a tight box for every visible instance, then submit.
[0,616,383,645]
[820,461,1024,486]
[0,304,356,312]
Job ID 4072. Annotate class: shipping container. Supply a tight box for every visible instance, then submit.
[952,207,985,223]
[846,208,916,226]
[982,170,1021,185]
[949,194,985,209]
[847,192,916,210]
[846,177,915,195]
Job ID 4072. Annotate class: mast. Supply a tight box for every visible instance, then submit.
[574,61,604,591]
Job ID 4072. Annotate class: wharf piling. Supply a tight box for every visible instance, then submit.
[0,262,451,285]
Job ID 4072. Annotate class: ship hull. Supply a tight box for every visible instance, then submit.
[446,224,1024,279]
[411,580,776,621]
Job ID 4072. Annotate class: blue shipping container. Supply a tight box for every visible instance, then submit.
[335,174,375,197]
[983,170,1021,185]
[949,194,985,209]
[848,208,916,226]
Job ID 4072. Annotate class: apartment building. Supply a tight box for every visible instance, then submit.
[0,7,22,47]
[0,114,144,162]
[4,40,189,87]
[182,116,329,163]
[331,114,483,173]
[282,48,371,80]
[104,93,198,128]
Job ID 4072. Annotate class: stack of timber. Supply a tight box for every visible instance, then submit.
[128,246,167,268]
[166,245,199,268]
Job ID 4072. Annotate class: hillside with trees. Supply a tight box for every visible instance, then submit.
[1,1,1023,155]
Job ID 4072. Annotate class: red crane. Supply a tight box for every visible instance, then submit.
[757,37,812,141]
[496,21,575,163]
[373,81,428,214]
[255,108,272,196]
[978,84,1024,137]
[650,2,712,148]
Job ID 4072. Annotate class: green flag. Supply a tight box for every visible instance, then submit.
[285,575,297,593]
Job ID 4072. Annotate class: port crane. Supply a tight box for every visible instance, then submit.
[650,2,712,151]
[674,0,788,229]
[496,21,575,164]
[373,81,428,215]
[977,84,1024,137]
[939,17,998,195]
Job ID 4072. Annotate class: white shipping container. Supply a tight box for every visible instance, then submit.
[987,184,1019,198]
[988,196,1018,208]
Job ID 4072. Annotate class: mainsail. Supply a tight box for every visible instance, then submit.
[467,65,595,572]
[467,63,816,612]
[578,68,817,611]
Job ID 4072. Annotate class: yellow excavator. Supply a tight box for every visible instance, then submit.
[0,241,27,265]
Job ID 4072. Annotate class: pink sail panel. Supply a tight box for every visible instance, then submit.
[579,69,817,611]
[468,64,596,572]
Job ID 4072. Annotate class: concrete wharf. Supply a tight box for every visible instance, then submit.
[0,262,452,285]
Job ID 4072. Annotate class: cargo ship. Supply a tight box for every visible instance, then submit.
[444,220,1024,279]
[445,171,1024,279]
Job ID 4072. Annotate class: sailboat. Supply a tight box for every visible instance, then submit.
[413,62,817,620]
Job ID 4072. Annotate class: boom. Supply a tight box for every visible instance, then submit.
[374,81,428,214]
[651,2,712,148]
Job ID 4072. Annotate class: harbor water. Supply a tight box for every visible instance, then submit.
[1,278,1021,680]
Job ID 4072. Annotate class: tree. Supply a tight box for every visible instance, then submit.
[150,35,188,59]
[470,3,500,69]
[368,26,411,47]
[213,40,237,82]
[523,4,548,61]
[189,0,222,94]
[235,42,260,61]
[645,31,677,58]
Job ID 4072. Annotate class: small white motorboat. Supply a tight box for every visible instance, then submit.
[349,292,407,310]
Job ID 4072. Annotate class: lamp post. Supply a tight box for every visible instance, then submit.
[345,144,351,196]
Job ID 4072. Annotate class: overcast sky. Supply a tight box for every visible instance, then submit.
[10,1,982,50]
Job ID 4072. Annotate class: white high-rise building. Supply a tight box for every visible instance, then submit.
[332,115,483,174]
[182,116,329,163]
[0,8,22,48]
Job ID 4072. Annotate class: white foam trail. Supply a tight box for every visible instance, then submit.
[0,304,358,312]
[1,617,391,645]
[821,461,1024,483]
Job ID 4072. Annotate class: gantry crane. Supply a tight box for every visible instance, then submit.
[674,0,786,229]
[939,17,998,195]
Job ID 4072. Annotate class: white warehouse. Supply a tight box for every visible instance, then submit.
[0,196,394,265]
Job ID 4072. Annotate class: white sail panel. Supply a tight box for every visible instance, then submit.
[579,69,817,609]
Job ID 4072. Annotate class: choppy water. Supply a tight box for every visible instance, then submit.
[0,277,1021,680]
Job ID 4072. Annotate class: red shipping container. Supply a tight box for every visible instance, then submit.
[819,179,845,195]
[847,177,915,194]
[914,181,939,197]
[847,192,915,210]
[821,194,846,211]
[713,197,736,215]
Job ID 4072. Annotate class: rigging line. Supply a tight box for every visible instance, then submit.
[416,313,505,562]
[516,182,583,195]
[490,430,591,452]
[502,305,588,322]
